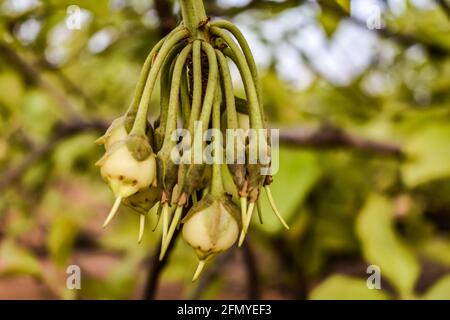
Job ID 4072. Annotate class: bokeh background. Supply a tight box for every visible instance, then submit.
[1,0,450,300]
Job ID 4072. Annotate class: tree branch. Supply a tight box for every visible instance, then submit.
[0,41,81,119]
[279,125,404,157]
[242,239,260,299]
[142,227,181,299]
[154,0,178,37]
[0,119,107,192]
[38,57,96,109]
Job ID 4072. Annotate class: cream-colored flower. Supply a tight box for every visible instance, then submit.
[182,198,239,281]
[99,143,156,198]
[97,141,157,228]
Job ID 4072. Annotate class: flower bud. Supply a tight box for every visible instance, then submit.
[98,141,157,199]
[182,196,240,261]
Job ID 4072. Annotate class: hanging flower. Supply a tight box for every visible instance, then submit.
[96,134,157,228]
[182,195,240,281]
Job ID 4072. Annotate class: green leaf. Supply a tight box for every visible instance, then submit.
[355,194,420,297]
[0,240,42,277]
[309,274,390,300]
[48,215,79,266]
[423,275,450,300]
[420,238,450,267]
[401,124,450,187]
[257,148,322,234]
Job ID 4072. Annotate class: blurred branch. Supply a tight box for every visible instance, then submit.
[272,237,307,299]
[0,119,107,192]
[0,39,108,191]
[142,229,180,300]
[279,125,404,157]
[436,0,450,20]
[38,58,96,109]
[242,240,260,299]
[0,41,81,119]
[154,0,178,36]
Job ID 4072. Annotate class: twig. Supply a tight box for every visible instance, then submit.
[272,237,307,299]
[154,0,178,37]
[38,58,96,109]
[279,125,404,157]
[0,39,109,191]
[142,228,181,299]
[242,239,260,299]
[0,41,81,119]
[0,119,107,191]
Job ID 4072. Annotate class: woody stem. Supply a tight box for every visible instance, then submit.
[180,0,208,39]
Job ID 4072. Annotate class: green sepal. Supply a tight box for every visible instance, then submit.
[156,145,179,199]
[126,134,153,161]
[228,163,246,192]
[122,186,161,215]
[181,163,210,197]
